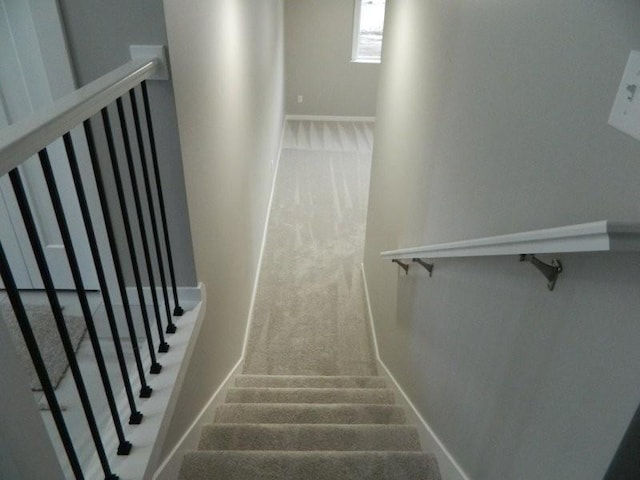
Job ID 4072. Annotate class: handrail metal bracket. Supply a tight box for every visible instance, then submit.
[392,259,410,275]
[519,254,563,291]
[413,258,434,277]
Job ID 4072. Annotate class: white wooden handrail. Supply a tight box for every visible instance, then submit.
[383,221,640,290]
[381,221,640,260]
[0,58,158,177]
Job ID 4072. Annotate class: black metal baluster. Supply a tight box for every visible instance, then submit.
[128,88,176,334]
[83,118,154,394]
[140,81,184,316]
[115,97,169,352]
[0,241,85,479]
[63,132,144,425]
[39,148,132,456]
[9,167,118,480]
[101,107,165,367]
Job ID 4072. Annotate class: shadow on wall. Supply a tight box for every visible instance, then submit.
[604,400,640,480]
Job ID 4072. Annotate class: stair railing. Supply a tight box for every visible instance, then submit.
[0,55,184,479]
[382,221,640,291]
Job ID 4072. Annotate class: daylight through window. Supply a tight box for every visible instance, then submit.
[352,0,386,63]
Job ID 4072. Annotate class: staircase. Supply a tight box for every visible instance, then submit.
[178,122,441,478]
[178,374,441,479]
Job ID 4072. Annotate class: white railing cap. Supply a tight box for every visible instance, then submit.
[0,58,158,177]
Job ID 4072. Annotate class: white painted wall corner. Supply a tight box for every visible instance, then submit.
[151,357,243,480]
[361,263,471,480]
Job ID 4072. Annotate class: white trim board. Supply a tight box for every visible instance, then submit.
[286,114,375,122]
[361,264,470,480]
[241,117,286,358]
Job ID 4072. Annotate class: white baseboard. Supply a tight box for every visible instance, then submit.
[286,114,376,122]
[151,356,243,480]
[361,264,470,480]
[241,117,285,358]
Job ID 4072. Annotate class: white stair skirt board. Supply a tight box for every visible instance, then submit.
[241,118,286,359]
[361,263,471,480]
[286,114,376,122]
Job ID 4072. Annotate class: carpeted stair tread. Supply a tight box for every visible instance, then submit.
[198,424,422,451]
[214,403,406,424]
[235,375,387,389]
[179,450,441,480]
[226,387,395,404]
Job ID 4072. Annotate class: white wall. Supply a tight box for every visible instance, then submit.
[285,0,379,116]
[364,1,640,479]
[160,0,285,460]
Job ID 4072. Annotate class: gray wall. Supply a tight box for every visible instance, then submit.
[285,0,379,116]
[58,0,197,286]
[364,1,640,479]
[161,0,285,458]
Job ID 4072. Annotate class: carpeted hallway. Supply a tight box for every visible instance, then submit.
[243,120,377,377]
[179,120,441,479]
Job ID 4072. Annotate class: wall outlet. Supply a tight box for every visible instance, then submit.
[609,50,640,141]
[297,95,303,103]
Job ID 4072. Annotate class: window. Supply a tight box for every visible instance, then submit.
[352,0,386,63]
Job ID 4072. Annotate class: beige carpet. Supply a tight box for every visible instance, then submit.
[1,299,86,390]
[180,374,442,480]
[180,122,443,479]
[243,121,377,376]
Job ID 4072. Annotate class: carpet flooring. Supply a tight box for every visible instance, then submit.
[242,120,377,376]
[180,374,441,480]
[1,298,86,390]
[180,121,441,479]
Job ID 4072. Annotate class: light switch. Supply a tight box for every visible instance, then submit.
[609,50,640,141]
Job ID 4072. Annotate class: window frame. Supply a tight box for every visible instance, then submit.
[351,0,385,64]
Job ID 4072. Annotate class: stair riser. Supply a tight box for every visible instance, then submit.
[225,387,395,404]
[179,451,441,480]
[214,404,406,425]
[199,424,421,451]
[235,375,387,389]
